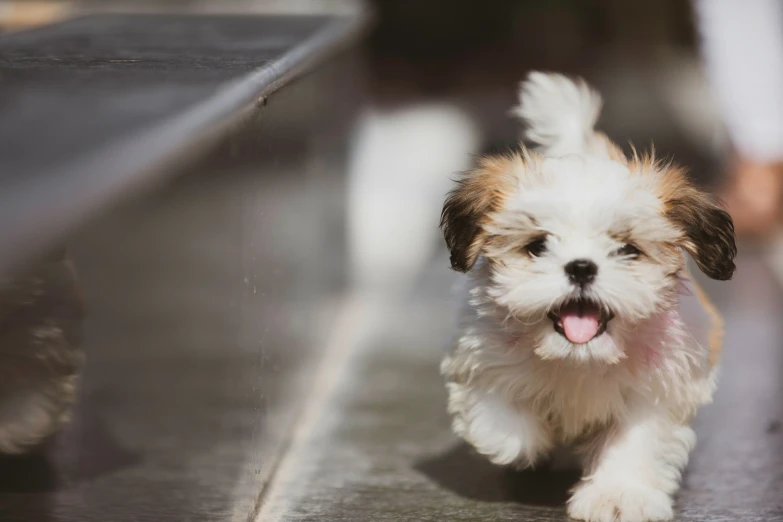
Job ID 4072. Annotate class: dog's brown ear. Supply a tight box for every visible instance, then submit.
[660,169,736,280]
[441,155,517,272]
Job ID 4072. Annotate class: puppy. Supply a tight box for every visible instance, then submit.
[440,72,736,522]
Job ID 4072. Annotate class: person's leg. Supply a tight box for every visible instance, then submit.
[721,158,783,235]
[693,0,783,235]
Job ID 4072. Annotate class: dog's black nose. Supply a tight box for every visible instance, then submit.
[565,259,598,285]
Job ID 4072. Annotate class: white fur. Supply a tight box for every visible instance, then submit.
[444,73,720,522]
[511,71,603,157]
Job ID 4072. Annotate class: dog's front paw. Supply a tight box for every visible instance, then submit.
[567,481,673,522]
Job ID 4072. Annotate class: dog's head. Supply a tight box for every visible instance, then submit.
[441,149,735,363]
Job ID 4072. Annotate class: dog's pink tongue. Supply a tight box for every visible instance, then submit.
[560,304,600,344]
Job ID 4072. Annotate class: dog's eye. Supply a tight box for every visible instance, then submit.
[616,243,641,259]
[525,238,547,257]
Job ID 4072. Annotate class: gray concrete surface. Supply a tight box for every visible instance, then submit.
[259,250,783,522]
[0,51,360,521]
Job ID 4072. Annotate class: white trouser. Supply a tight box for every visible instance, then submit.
[694,0,783,162]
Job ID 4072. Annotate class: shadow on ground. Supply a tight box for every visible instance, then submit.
[0,405,140,494]
[415,442,580,507]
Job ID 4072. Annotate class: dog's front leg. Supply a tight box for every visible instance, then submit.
[447,384,553,468]
[567,407,695,522]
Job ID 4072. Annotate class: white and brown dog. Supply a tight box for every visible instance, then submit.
[440,72,736,522]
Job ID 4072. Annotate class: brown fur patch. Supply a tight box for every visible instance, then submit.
[441,153,524,272]
[690,278,725,366]
[646,161,737,280]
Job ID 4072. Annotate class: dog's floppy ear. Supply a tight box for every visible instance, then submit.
[660,168,737,280]
[441,155,517,272]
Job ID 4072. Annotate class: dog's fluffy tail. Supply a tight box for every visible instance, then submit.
[511,71,603,157]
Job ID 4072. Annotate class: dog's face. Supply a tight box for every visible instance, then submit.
[442,151,736,363]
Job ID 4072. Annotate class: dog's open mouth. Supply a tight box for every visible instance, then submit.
[547,298,614,344]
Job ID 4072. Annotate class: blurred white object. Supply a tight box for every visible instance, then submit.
[694,0,783,162]
[347,105,481,293]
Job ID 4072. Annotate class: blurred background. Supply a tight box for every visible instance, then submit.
[0,1,781,521]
